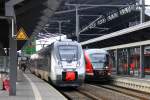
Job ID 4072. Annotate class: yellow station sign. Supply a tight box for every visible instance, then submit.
[16,28,28,40]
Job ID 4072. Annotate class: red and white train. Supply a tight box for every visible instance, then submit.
[84,49,111,81]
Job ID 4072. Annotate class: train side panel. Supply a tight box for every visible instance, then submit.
[30,40,85,87]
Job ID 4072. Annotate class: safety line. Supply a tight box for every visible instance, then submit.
[24,74,42,100]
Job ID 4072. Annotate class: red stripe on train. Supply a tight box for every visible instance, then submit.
[65,72,75,81]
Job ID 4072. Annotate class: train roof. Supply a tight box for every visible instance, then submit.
[84,49,108,54]
[54,39,79,45]
[35,39,80,56]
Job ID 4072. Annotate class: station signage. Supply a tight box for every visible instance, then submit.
[16,27,28,40]
[22,36,36,55]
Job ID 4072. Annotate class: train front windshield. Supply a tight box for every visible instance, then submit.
[89,53,106,69]
[58,45,78,61]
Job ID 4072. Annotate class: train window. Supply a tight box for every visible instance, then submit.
[89,53,106,62]
[89,53,106,69]
[58,45,78,61]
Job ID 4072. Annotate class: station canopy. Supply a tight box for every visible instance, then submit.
[0,0,150,50]
[37,0,150,43]
[0,0,62,50]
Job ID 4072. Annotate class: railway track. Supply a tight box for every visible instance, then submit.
[49,81,150,100]
[60,83,145,100]
[79,84,143,100]
[60,88,101,100]
[98,84,150,100]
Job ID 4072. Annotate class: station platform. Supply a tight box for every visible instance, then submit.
[0,70,67,100]
[112,75,150,93]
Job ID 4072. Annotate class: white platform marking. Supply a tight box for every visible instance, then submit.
[24,74,42,100]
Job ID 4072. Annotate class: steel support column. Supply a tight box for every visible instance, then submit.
[127,48,131,75]
[9,30,17,96]
[75,6,80,42]
[5,7,17,96]
[115,49,119,74]
[47,20,69,40]
[140,0,145,23]
[140,45,145,78]
[5,0,24,96]
[58,22,62,34]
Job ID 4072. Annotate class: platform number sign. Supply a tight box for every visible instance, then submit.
[16,27,28,40]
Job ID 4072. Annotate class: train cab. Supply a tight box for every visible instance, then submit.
[84,49,111,81]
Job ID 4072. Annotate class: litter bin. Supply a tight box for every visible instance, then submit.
[3,79,10,92]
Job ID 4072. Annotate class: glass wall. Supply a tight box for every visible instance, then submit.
[118,49,128,75]
[109,47,141,77]
[129,47,140,77]
[109,50,116,75]
[108,46,150,78]
[144,46,150,77]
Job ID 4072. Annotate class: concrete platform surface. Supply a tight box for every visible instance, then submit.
[112,75,150,93]
[0,71,67,100]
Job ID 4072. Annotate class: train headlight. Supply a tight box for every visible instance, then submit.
[108,72,111,76]
[105,66,108,69]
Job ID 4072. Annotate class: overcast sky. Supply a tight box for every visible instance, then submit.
[145,0,150,15]
[145,0,150,5]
